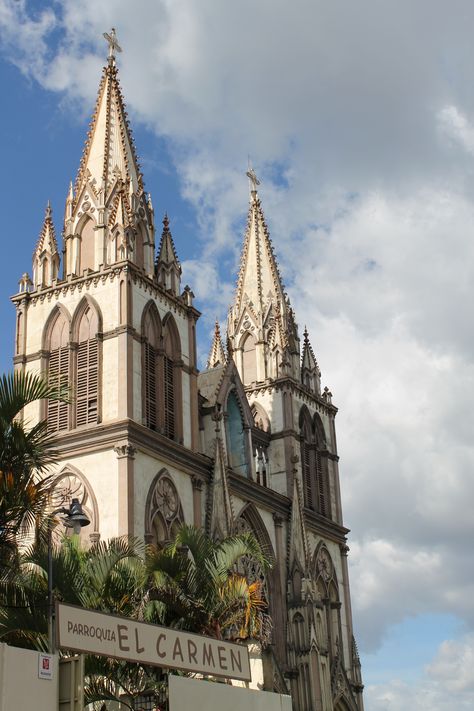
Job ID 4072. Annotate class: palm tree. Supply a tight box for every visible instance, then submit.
[0,370,68,567]
[145,524,272,644]
[0,526,271,708]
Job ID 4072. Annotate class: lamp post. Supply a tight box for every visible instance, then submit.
[48,498,90,653]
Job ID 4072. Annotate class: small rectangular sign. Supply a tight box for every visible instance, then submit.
[38,653,54,680]
[56,602,251,681]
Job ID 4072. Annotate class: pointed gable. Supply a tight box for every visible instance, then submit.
[301,327,321,394]
[32,202,60,288]
[207,320,227,369]
[155,214,182,295]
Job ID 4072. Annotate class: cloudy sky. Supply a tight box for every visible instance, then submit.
[1,1,474,708]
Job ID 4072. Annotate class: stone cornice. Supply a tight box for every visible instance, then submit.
[246,378,338,416]
[52,418,212,480]
[11,261,201,321]
[303,508,349,542]
[228,470,290,517]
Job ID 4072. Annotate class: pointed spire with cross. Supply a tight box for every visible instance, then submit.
[246,163,260,194]
[103,28,122,64]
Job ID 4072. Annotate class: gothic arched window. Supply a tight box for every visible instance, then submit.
[299,408,330,518]
[162,314,182,441]
[49,466,99,544]
[226,391,248,477]
[45,308,70,432]
[145,472,184,547]
[142,304,161,431]
[75,302,100,427]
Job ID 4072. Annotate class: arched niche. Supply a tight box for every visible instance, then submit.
[42,304,72,351]
[313,411,327,448]
[240,331,257,384]
[312,542,338,593]
[251,402,271,433]
[50,464,99,544]
[77,214,96,272]
[225,389,249,477]
[234,502,276,608]
[71,295,102,342]
[144,470,184,547]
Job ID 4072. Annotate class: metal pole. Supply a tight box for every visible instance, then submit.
[47,522,54,654]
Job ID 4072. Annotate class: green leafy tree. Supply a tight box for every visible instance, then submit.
[0,371,67,567]
[0,526,271,709]
[145,524,271,643]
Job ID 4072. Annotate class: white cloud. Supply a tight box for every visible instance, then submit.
[365,633,474,710]
[2,2,474,703]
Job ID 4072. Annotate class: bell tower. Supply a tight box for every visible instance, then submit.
[11,30,204,544]
[226,173,364,710]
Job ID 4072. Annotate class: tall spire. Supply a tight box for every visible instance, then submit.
[32,201,60,289]
[63,29,155,277]
[233,171,286,319]
[207,320,227,369]
[155,214,182,295]
[228,171,300,384]
[73,41,142,197]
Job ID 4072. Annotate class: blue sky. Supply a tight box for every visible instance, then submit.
[2,2,474,709]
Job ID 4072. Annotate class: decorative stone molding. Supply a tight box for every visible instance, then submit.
[114,443,136,459]
[191,475,204,491]
[273,512,284,528]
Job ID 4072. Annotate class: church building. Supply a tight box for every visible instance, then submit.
[11,32,364,711]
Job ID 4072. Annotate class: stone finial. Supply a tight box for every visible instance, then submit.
[155,213,182,295]
[18,272,33,294]
[207,319,227,369]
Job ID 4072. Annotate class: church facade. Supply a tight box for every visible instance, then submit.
[11,38,363,711]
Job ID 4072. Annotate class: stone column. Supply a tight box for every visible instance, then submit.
[191,476,204,528]
[114,443,136,537]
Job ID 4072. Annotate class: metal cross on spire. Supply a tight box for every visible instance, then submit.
[103,28,122,63]
[246,165,261,193]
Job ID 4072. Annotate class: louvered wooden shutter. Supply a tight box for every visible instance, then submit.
[302,440,313,509]
[316,450,328,517]
[144,342,157,430]
[76,337,98,426]
[164,356,175,439]
[47,346,69,432]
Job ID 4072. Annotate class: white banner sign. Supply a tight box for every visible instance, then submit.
[56,603,251,681]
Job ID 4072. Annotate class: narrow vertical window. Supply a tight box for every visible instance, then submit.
[47,310,70,432]
[302,437,313,509]
[162,314,181,442]
[76,306,99,427]
[163,355,175,439]
[142,304,160,431]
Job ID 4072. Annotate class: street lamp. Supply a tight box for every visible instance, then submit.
[48,498,90,653]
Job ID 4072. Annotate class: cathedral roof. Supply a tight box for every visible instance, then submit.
[33,201,58,258]
[207,320,227,369]
[73,46,144,202]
